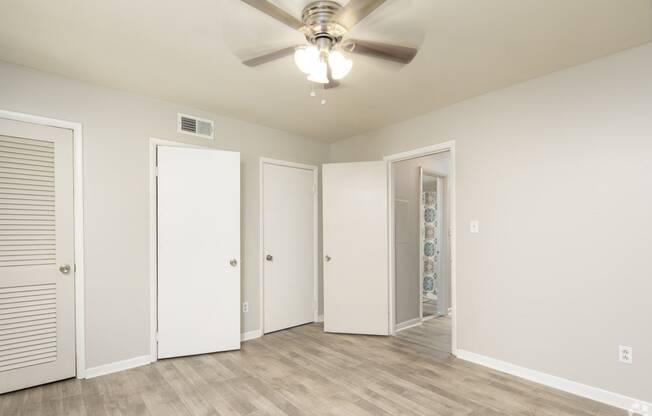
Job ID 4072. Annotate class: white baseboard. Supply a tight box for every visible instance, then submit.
[395,318,422,332]
[85,355,152,379]
[316,314,324,323]
[241,329,262,342]
[456,349,651,413]
[86,330,263,379]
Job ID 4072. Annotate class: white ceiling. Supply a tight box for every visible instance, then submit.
[1,0,650,142]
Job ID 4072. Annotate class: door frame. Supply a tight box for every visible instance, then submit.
[148,137,205,362]
[384,141,457,356]
[258,158,319,334]
[0,109,86,378]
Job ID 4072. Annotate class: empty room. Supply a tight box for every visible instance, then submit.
[0,0,650,415]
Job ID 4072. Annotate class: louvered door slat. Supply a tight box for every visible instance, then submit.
[0,251,54,263]
[0,338,56,353]
[0,196,54,204]
[0,301,56,311]
[0,144,54,156]
[0,289,55,300]
[1,356,57,373]
[0,319,57,346]
[0,284,55,294]
[0,176,54,186]
[0,150,54,162]
[0,169,54,180]
[1,346,57,362]
[0,351,58,370]
[0,156,54,168]
[0,218,54,224]
[0,236,55,242]
[0,302,56,313]
[0,135,54,145]
[0,223,55,230]
[0,180,54,192]
[0,295,55,306]
[0,187,54,196]
[0,308,55,322]
[0,146,54,158]
[0,342,56,357]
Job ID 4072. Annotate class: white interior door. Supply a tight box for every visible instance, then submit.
[157,146,240,359]
[322,161,389,335]
[0,118,75,394]
[262,161,316,333]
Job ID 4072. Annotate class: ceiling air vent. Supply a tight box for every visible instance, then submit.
[177,113,214,139]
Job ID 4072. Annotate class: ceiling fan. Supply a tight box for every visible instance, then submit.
[239,0,418,89]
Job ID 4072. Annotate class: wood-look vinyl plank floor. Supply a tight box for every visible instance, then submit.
[0,318,627,415]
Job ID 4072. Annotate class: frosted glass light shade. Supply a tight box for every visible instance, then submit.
[294,46,320,74]
[307,61,329,84]
[328,50,353,80]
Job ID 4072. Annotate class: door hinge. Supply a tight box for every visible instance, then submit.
[154,166,159,177]
[155,332,159,342]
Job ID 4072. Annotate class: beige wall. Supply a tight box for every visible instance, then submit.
[331,44,652,402]
[0,61,329,369]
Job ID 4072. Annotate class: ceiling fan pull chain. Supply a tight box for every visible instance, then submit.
[320,83,327,105]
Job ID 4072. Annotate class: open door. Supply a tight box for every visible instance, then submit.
[157,146,240,359]
[322,161,389,335]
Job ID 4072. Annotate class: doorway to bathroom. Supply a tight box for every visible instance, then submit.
[391,147,453,355]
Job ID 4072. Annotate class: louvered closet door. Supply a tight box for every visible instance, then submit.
[0,118,75,394]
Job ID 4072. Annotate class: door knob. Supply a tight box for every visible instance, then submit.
[265,255,273,262]
[59,264,71,274]
[325,255,331,262]
[229,259,238,267]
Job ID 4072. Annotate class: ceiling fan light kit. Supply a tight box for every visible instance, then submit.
[240,0,418,90]
[295,45,352,84]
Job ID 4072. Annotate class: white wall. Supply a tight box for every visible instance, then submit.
[393,153,450,325]
[331,44,652,403]
[0,61,329,369]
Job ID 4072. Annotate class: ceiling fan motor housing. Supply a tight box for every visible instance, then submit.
[301,1,347,49]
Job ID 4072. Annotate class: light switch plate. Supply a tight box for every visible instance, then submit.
[470,220,480,233]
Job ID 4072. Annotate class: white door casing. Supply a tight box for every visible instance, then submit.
[0,118,75,393]
[262,161,316,334]
[322,161,389,335]
[156,146,240,359]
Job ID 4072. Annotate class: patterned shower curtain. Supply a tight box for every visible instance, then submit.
[422,187,438,300]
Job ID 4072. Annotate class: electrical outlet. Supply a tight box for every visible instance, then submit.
[470,220,480,233]
[242,302,249,313]
[619,345,633,364]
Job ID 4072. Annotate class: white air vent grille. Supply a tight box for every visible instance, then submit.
[0,136,56,268]
[178,113,214,139]
[0,283,57,372]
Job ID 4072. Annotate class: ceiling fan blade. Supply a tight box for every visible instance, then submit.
[336,0,386,30]
[346,39,417,64]
[239,0,304,31]
[242,46,298,67]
